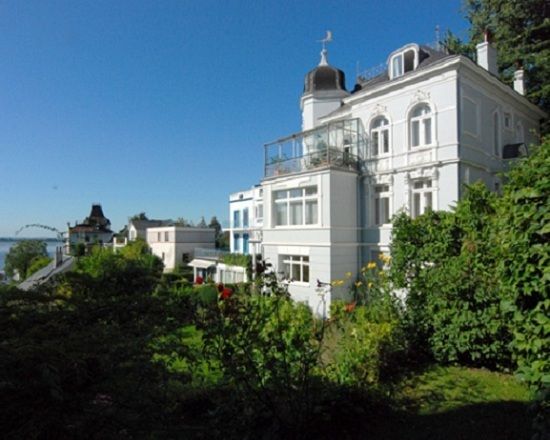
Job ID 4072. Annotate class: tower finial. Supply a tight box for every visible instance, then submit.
[317,30,333,66]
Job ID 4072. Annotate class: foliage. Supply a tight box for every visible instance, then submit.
[4,239,48,279]
[197,216,208,228]
[199,275,328,435]
[0,249,189,438]
[444,0,550,123]
[26,256,52,277]
[130,212,149,221]
[220,252,251,268]
[497,141,550,392]
[326,305,405,387]
[390,183,512,369]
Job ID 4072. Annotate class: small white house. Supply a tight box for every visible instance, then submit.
[147,226,216,272]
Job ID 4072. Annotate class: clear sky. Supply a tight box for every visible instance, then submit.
[0,0,469,237]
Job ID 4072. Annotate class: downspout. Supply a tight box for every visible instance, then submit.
[456,73,462,199]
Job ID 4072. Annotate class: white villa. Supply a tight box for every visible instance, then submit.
[229,35,545,315]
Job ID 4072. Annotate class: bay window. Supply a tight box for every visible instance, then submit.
[274,186,318,226]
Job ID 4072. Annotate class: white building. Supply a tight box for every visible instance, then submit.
[229,185,263,255]
[230,37,545,314]
[147,225,215,272]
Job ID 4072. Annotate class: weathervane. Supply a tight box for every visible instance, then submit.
[318,30,333,50]
[317,30,333,66]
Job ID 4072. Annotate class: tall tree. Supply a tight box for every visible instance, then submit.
[130,212,148,221]
[445,0,550,121]
[197,216,208,228]
[4,240,48,280]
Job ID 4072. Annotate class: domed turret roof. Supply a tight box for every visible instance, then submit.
[304,49,347,94]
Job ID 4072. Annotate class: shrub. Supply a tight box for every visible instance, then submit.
[325,304,405,387]
[390,184,512,369]
[199,274,327,435]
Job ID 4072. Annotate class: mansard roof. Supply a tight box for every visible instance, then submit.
[353,45,453,93]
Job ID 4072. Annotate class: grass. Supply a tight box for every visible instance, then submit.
[364,365,534,440]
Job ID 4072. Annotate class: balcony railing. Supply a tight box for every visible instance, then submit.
[194,247,230,260]
[265,149,360,178]
[264,118,366,179]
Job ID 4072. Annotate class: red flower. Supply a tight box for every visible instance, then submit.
[220,287,233,300]
[344,301,357,313]
[217,283,224,293]
[195,276,204,285]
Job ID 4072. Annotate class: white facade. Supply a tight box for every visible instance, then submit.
[147,226,216,272]
[231,41,545,312]
[228,186,263,256]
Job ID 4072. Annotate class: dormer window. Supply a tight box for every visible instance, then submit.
[388,45,420,79]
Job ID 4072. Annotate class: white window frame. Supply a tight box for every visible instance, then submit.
[409,104,433,148]
[411,179,433,219]
[503,112,512,130]
[374,184,391,226]
[273,186,318,227]
[493,111,500,157]
[389,48,417,79]
[281,255,310,284]
[256,203,263,223]
[462,96,480,138]
[370,117,390,157]
[516,121,525,144]
[233,210,241,228]
[164,231,169,242]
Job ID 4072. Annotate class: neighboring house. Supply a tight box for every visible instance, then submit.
[147,225,216,272]
[67,204,114,253]
[229,185,263,256]
[230,35,546,315]
[128,219,170,241]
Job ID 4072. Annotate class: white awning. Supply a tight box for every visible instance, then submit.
[188,259,216,269]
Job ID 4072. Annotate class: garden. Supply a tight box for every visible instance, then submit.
[0,141,548,439]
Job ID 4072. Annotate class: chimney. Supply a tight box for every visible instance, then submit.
[513,69,525,95]
[476,30,498,76]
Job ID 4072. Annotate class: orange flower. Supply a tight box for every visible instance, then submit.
[345,301,357,313]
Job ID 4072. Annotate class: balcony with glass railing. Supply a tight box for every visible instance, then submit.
[264,118,366,179]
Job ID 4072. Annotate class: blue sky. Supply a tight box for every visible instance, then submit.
[0,0,469,237]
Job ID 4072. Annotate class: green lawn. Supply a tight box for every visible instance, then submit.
[366,365,534,440]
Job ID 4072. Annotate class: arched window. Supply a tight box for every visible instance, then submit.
[370,117,389,156]
[493,112,500,157]
[410,104,433,148]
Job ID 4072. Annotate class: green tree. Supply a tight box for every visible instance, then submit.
[130,212,148,221]
[497,139,550,391]
[390,183,511,369]
[208,216,222,236]
[4,240,48,280]
[445,0,550,120]
[197,216,207,228]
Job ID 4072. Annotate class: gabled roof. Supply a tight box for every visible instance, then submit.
[18,256,75,291]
